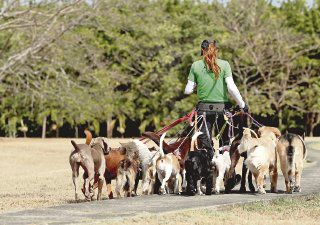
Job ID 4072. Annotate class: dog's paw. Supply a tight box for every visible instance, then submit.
[257,188,266,195]
[214,190,220,195]
[159,187,166,195]
[270,187,278,193]
[293,186,301,192]
[249,185,256,193]
[239,186,246,193]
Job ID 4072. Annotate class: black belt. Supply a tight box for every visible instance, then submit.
[196,102,231,114]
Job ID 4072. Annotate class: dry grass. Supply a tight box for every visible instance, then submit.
[0,138,135,213]
[0,137,318,214]
[102,195,320,225]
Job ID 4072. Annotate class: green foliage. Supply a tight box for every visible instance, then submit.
[0,0,319,137]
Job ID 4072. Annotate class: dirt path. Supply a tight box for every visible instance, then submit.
[1,141,320,225]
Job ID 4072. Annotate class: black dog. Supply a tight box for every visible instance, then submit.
[185,150,213,196]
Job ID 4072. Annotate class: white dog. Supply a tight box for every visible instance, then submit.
[211,146,231,194]
[156,132,181,194]
[238,127,280,194]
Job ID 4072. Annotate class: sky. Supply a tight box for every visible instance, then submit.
[271,0,315,7]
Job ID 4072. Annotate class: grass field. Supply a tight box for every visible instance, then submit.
[106,194,320,225]
[0,137,318,214]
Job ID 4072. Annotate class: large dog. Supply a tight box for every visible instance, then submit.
[84,130,126,199]
[156,132,181,194]
[238,126,281,194]
[211,146,231,194]
[69,138,105,201]
[277,133,307,193]
[185,131,213,196]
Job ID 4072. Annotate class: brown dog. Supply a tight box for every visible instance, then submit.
[84,130,127,199]
[69,139,105,201]
[277,133,307,193]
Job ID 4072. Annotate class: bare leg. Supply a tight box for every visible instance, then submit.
[294,164,302,192]
[248,171,255,193]
[239,160,248,193]
[72,164,80,201]
[159,173,171,195]
[257,170,266,194]
[181,169,187,192]
[174,174,180,194]
[269,165,278,193]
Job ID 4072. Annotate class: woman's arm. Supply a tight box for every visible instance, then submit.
[225,76,245,108]
[184,80,196,95]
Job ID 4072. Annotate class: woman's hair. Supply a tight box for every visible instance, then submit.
[202,42,220,79]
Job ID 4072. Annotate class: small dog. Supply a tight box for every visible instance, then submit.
[277,133,307,193]
[120,140,161,195]
[156,132,181,194]
[185,131,213,196]
[211,146,231,194]
[116,157,139,198]
[238,126,281,194]
[69,138,106,201]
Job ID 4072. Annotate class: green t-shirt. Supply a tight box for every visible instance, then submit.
[188,59,232,103]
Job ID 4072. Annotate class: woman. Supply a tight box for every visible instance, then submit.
[184,39,248,158]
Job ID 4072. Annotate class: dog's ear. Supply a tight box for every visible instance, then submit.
[102,139,109,155]
[118,146,126,155]
[270,127,281,138]
[71,140,80,151]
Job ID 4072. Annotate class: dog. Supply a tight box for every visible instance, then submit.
[83,130,125,199]
[120,140,161,195]
[69,138,105,201]
[185,131,213,196]
[155,132,181,194]
[277,133,307,193]
[238,126,281,194]
[211,146,231,194]
[142,131,192,193]
[115,156,139,198]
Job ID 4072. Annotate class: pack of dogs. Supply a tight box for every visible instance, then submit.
[69,126,307,201]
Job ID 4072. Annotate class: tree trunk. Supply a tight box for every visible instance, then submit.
[306,113,319,137]
[278,109,283,131]
[75,126,79,138]
[56,127,59,138]
[107,119,116,138]
[41,116,47,139]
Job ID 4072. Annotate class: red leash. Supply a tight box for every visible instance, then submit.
[139,108,195,141]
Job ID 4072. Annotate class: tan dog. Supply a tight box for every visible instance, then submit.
[238,126,281,194]
[116,158,139,198]
[69,139,105,201]
[156,132,181,194]
[277,133,307,193]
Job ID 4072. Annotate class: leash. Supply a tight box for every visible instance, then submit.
[245,112,264,127]
[175,115,204,151]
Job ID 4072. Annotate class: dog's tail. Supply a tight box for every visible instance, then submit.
[71,140,80,152]
[190,131,203,151]
[159,132,167,158]
[297,134,307,160]
[84,129,92,145]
